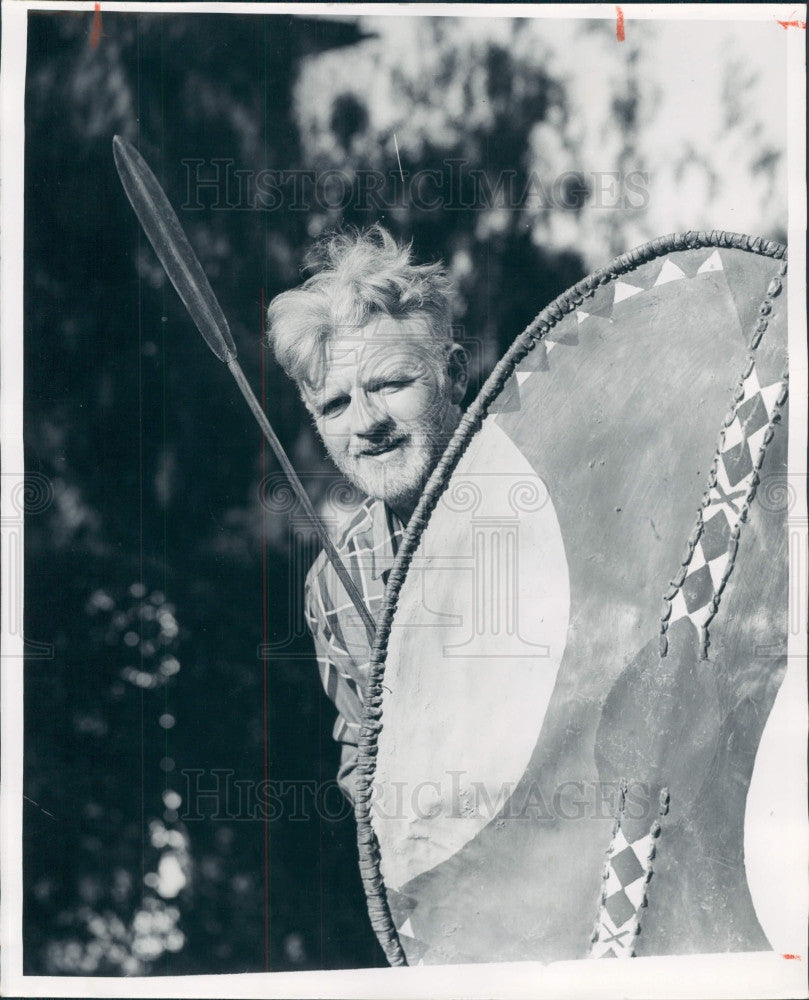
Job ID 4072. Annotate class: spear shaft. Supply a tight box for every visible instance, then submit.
[112,135,376,637]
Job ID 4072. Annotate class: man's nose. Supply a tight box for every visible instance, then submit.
[350,391,390,438]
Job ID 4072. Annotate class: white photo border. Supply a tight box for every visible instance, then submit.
[1,3,806,997]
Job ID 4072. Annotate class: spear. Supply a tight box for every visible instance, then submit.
[112,135,376,637]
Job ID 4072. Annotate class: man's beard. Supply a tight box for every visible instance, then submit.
[335,420,449,512]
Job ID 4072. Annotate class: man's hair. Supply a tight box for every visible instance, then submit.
[266,224,453,389]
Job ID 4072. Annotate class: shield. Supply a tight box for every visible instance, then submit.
[353,232,789,966]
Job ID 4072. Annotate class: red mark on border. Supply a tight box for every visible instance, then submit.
[783,953,802,960]
[776,19,806,28]
[90,3,102,49]
[616,6,625,42]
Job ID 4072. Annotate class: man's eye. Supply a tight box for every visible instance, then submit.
[321,397,349,418]
[378,378,411,393]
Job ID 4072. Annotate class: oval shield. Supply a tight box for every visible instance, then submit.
[354,232,789,967]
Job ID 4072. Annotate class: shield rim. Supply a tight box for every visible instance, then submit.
[353,230,788,967]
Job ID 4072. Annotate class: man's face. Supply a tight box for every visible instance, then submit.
[302,314,462,518]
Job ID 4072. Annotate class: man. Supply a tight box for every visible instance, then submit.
[266,225,468,802]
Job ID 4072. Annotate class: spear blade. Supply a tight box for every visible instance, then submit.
[112,134,237,363]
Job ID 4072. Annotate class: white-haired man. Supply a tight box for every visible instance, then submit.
[266,225,468,802]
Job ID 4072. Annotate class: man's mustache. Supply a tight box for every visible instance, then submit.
[349,434,408,458]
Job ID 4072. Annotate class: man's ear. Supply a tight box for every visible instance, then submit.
[447,343,469,406]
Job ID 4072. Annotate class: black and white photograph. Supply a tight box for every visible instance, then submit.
[1,3,807,998]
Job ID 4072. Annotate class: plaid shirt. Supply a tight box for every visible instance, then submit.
[304,497,403,802]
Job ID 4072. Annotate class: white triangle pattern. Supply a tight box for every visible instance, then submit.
[722,416,743,451]
[654,259,686,286]
[613,280,643,304]
[689,543,706,572]
[742,367,761,400]
[759,382,781,415]
[697,249,724,274]
[708,553,729,590]
[747,424,769,457]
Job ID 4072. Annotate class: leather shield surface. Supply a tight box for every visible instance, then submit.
[354,233,789,967]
